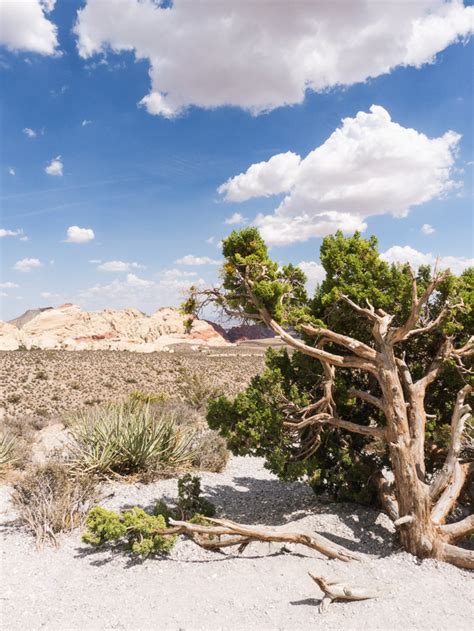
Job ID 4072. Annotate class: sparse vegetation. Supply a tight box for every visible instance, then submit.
[12,462,98,546]
[180,370,222,411]
[191,431,229,472]
[82,474,215,556]
[68,401,195,477]
[129,390,168,405]
[0,433,18,470]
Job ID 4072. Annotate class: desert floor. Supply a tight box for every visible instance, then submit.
[0,345,268,420]
[0,348,472,630]
[1,455,472,631]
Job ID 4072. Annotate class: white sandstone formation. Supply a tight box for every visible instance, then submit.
[0,304,229,351]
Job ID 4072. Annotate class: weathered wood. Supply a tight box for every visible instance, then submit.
[308,573,380,613]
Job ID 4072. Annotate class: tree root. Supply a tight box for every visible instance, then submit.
[308,572,380,613]
[166,517,363,562]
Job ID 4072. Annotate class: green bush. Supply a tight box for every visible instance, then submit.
[179,370,222,411]
[68,401,194,477]
[82,474,215,556]
[129,390,168,405]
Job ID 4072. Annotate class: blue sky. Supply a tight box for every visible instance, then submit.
[0,0,473,321]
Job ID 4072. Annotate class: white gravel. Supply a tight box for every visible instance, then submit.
[1,456,472,631]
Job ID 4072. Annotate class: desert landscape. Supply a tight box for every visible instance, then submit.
[1,2,473,630]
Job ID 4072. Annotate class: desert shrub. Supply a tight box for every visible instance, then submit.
[12,462,97,546]
[179,370,222,411]
[68,402,194,477]
[0,433,17,470]
[82,474,214,556]
[0,415,48,469]
[35,370,48,381]
[191,430,229,473]
[82,506,176,555]
[6,393,21,404]
[129,390,168,405]
[174,473,216,519]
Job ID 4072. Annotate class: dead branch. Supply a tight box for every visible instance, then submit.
[440,515,474,542]
[389,268,450,344]
[348,388,385,412]
[374,472,399,521]
[300,324,377,361]
[439,542,474,570]
[430,385,472,502]
[308,573,380,613]
[165,517,363,562]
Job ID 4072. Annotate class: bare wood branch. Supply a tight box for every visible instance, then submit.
[374,472,399,521]
[348,388,385,411]
[390,269,450,344]
[340,294,379,322]
[300,324,377,361]
[440,515,474,542]
[265,316,378,374]
[284,412,385,440]
[166,517,363,562]
[308,573,380,613]
[431,461,469,524]
[430,385,472,502]
[440,542,474,570]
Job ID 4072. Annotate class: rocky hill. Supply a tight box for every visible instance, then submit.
[0,304,229,352]
[0,304,274,352]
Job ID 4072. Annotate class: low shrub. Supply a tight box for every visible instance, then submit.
[179,370,222,412]
[68,402,194,477]
[82,474,215,556]
[191,431,229,473]
[129,390,168,405]
[12,462,97,546]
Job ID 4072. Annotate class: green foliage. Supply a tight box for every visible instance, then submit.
[179,370,222,411]
[206,229,473,505]
[69,401,194,477]
[82,506,175,555]
[82,474,215,556]
[175,473,216,519]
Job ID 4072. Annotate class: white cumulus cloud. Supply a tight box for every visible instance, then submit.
[0,228,25,239]
[14,258,43,272]
[0,281,19,289]
[0,0,58,55]
[45,155,63,176]
[421,223,435,235]
[77,268,203,312]
[224,212,247,226]
[64,226,95,243]
[8,167,15,176]
[381,245,473,276]
[81,119,93,126]
[23,127,37,138]
[298,261,326,295]
[74,0,472,117]
[175,255,220,266]
[97,260,145,272]
[218,106,462,246]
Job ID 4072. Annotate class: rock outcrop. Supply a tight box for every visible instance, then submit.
[1,305,229,351]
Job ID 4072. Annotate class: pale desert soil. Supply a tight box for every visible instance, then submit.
[0,347,266,421]
[1,456,472,631]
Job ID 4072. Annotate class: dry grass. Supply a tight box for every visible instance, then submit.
[12,461,98,546]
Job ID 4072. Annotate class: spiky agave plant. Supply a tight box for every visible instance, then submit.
[0,433,17,470]
[68,402,194,477]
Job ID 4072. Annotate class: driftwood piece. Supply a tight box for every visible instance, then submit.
[167,517,363,562]
[308,572,380,613]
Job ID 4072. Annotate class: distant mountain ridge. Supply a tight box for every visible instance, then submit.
[0,304,272,351]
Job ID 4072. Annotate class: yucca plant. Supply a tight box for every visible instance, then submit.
[68,402,194,477]
[0,433,17,470]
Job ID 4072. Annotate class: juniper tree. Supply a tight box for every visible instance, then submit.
[185,228,473,569]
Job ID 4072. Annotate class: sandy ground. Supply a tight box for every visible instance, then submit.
[1,456,472,631]
[0,347,267,421]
